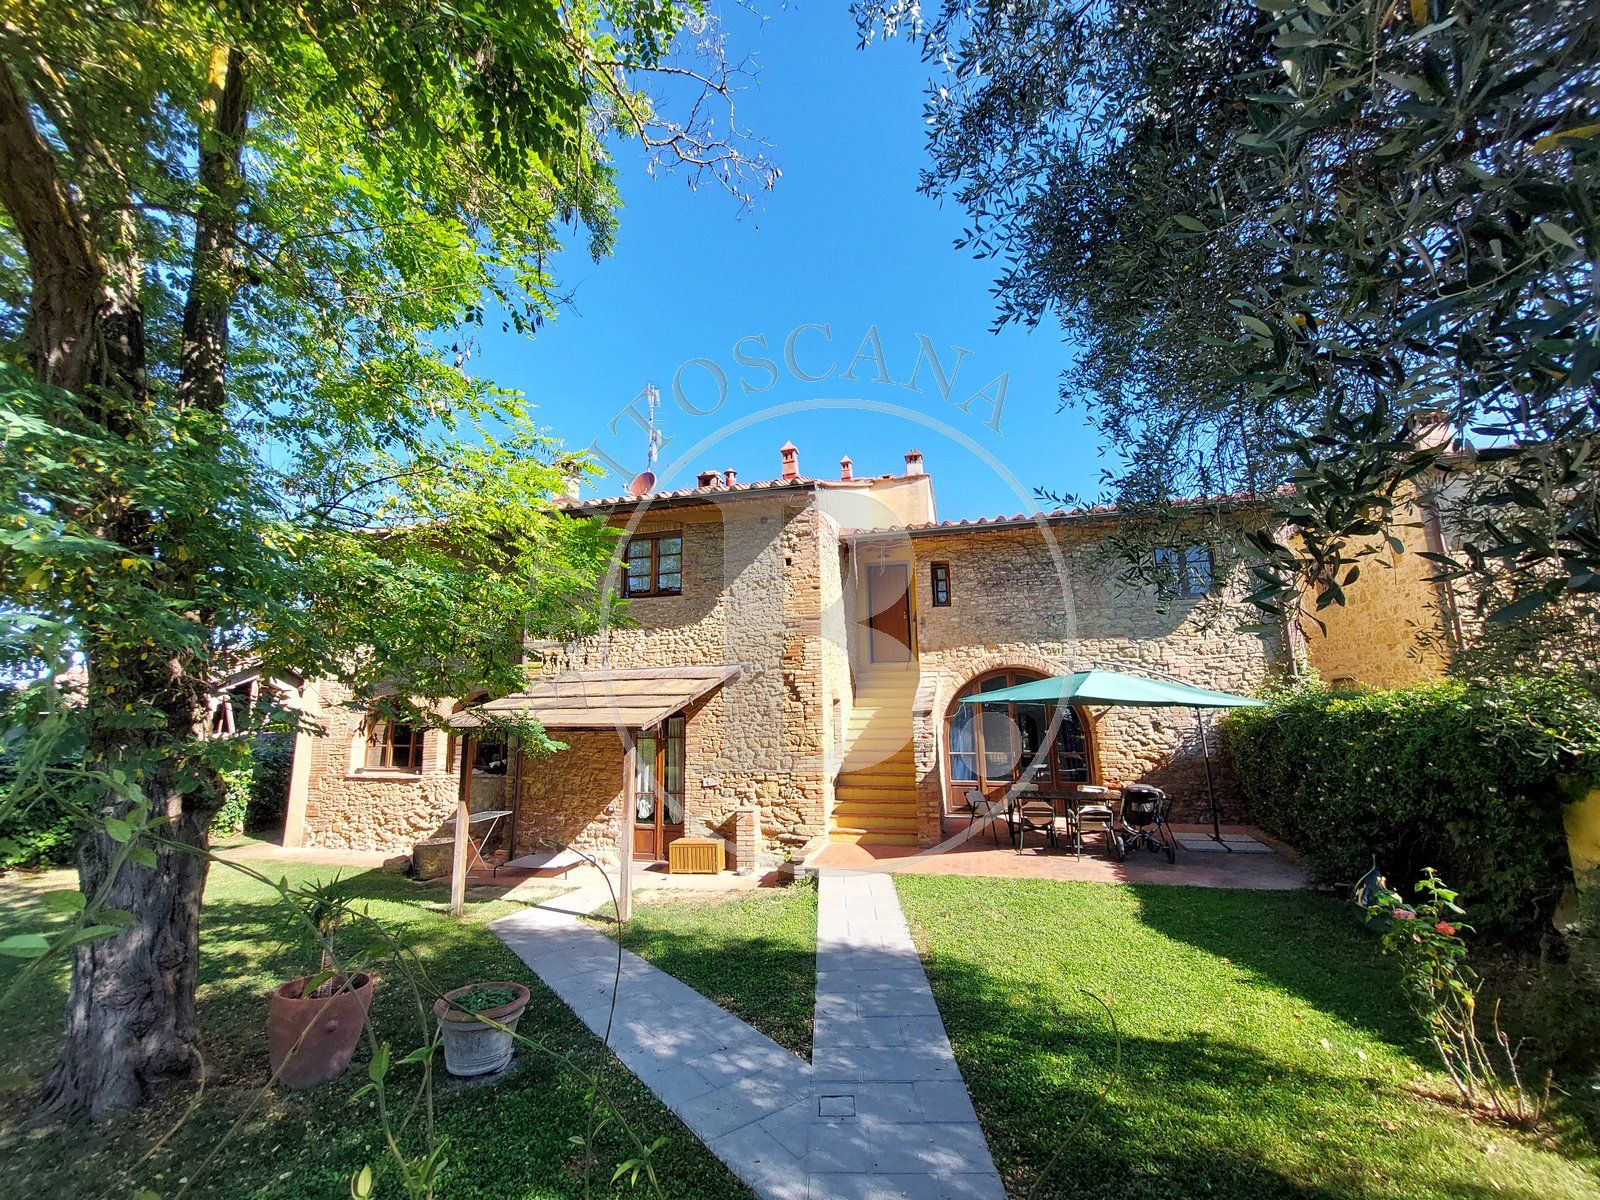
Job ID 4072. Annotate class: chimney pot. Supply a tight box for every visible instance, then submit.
[904,449,925,476]
[779,440,799,480]
[724,468,738,487]
[840,456,854,481]
[696,470,719,489]
[561,462,582,501]
[1409,409,1457,453]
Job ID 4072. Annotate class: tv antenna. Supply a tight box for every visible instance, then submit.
[627,383,662,497]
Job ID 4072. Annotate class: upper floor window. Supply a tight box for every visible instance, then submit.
[623,532,683,597]
[930,562,951,607]
[364,718,423,772]
[1155,545,1214,599]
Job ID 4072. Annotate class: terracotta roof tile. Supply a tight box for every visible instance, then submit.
[845,491,1277,538]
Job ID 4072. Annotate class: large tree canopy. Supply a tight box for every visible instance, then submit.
[0,0,771,1117]
[862,0,1599,636]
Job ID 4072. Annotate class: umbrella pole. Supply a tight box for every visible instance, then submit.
[1195,707,1231,851]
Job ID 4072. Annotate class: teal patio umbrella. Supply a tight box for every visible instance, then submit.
[959,669,1264,848]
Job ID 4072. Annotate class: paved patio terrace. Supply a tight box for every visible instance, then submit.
[812,823,1307,889]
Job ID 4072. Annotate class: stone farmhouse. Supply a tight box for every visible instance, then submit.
[282,441,1457,868]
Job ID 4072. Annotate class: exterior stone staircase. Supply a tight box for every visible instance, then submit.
[828,664,921,845]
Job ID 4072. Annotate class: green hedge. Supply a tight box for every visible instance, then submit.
[244,733,294,833]
[0,803,80,872]
[2,731,296,867]
[1220,676,1600,938]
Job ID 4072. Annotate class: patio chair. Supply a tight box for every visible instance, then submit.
[1069,787,1119,860]
[1013,798,1059,852]
[963,789,1004,846]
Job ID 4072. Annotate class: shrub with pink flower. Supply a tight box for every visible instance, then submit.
[1361,868,1542,1125]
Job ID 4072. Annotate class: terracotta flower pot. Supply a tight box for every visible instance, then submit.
[434,981,532,1077]
[266,972,375,1089]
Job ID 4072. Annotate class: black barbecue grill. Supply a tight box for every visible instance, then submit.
[1117,783,1177,864]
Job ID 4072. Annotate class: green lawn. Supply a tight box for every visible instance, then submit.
[0,865,752,1200]
[590,875,1600,1200]
[591,880,817,1058]
[898,876,1600,1200]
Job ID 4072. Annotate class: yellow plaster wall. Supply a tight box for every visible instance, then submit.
[1564,778,1600,885]
[1300,494,1454,688]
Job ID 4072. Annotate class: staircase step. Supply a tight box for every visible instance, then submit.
[841,733,915,749]
[839,744,916,762]
[833,796,916,811]
[832,761,921,780]
[833,794,917,810]
[838,771,915,790]
[836,771,916,790]
[827,828,919,846]
[832,812,917,828]
[828,812,916,831]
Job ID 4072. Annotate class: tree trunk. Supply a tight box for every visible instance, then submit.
[41,712,218,1118]
[2,43,250,1120]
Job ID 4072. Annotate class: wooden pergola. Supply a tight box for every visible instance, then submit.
[443,665,741,919]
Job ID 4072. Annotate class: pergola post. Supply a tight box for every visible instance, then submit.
[450,734,474,918]
[618,733,636,922]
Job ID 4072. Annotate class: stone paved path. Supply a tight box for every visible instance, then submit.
[489,871,1003,1200]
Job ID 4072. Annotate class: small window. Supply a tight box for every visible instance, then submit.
[448,733,510,775]
[930,562,951,607]
[1155,545,1214,599]
[364,718,423,772]
[450,693,508,774]
[622,532,683,598]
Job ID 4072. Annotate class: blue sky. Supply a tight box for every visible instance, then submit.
[468,2,1105,521]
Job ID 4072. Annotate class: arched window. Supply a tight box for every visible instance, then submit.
[944,669,1091,810]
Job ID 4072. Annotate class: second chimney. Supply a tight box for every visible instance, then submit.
[904,449,925,475]
[780,441,799,480]
[840,456,854,481]
[697,469,720,488]
[724,468,738,488]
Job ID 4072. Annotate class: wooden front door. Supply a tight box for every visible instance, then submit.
[867,564,913,662]
[632,716,686,860]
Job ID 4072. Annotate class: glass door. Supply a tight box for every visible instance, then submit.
[631,717,686,860]
[945,670,1092,814]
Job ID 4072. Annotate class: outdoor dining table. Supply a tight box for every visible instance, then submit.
[1010,785,1123,857]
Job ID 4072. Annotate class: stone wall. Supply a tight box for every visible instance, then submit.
[519,497,832,863]
[899,520,1289,843]
[509,729,626,862]
[289,680,515,854]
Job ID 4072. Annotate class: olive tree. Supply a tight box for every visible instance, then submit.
[862,0,1598,634]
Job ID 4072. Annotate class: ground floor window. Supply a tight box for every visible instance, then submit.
[945,669,1090,810]
[364,717,423,773]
